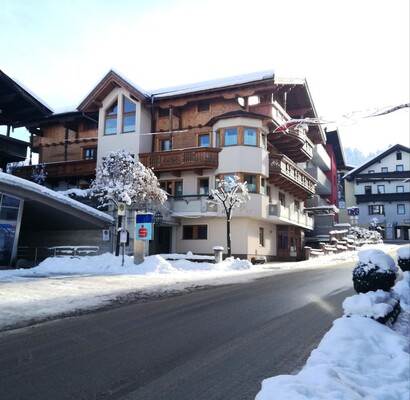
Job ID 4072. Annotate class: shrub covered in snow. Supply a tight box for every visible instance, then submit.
[348,226,383,245]
[397,245,410,272]
[352,249,398,294]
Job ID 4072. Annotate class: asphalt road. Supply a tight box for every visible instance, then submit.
[0,261,355,400]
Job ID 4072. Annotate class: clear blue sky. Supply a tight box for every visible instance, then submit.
[1,0,409,154]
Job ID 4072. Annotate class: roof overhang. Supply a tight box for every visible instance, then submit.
[0,70,53,128]
[0,172,114,230]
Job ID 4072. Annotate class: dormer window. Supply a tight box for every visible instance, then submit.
[105,101,118,135]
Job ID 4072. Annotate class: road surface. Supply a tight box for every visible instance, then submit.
[0,261,355,400]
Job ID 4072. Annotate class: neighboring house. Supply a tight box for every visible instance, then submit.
[13,110,99,190]
[14,69,333,261]
[344,144,410,240]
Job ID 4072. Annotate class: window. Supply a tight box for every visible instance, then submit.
[243,174,257,193]
[397,204,405,215]
[381,167,388,173]
[105,100,118,135]
[215,132,220,148]
[224,128,238,146]
[160,139,171,151]
[83,147,97,160]
[259,227,265,247]
[377,185,385,194]
[364,186,372,195]
[183,225,208,240]
[160,180,182,196]
[397,152,402,160]
[368,205,385,215]
[197,100,210,112]
[198,134,210,147]
[243,128,257,146]
[368,170,375,174]
[122,97,136,133]
[396,165,404,172]
[198,178,209,195]
[397,186,404,193]
[279,192,286,207]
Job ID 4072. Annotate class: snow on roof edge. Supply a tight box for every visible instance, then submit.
[0,172,113,224]
[150,70,275,98]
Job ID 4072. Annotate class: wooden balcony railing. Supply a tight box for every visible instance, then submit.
[139,147,221,173]
[269,153,317,200]
[12,159,97,180]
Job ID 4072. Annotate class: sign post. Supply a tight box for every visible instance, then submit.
[134,213,153,265]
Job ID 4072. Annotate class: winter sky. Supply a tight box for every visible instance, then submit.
[1,0,409,155]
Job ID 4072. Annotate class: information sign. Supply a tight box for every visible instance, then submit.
[136,213,153,241]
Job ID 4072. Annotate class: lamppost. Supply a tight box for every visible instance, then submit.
[154,211,163,225]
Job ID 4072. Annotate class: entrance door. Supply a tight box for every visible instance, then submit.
[154,226,171,254]
[277,231,289,258]
[277,225,302,260]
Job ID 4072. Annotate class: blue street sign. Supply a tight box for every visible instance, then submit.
[136,213,153,240]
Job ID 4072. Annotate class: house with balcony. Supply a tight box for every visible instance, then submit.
[74,70,325,260]
[344,144,410,240]
[14,69,329,261]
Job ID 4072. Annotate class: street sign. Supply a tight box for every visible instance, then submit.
[118,203,126,216]
[136,213,153,241]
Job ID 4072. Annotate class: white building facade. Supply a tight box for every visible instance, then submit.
[344,144,410,240]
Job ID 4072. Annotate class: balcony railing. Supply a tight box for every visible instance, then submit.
[355,192,410,204]
[268,203,314,228]
[139,147,221,173]
[269,153,317,200]
[12,159,97,180]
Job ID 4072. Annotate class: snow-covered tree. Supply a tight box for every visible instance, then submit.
[208,175,249,257]
[89,149,167,208]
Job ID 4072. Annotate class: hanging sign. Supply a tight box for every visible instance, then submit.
[136,213,153,241]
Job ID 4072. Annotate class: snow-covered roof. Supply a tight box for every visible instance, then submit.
[0,172,113,228]
[150,70,275,98]
[344,143,410,179]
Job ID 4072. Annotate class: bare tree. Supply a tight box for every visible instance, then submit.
[208,175,249,257]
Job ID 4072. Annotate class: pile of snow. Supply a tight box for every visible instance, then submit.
[342,289,397,319]
[397,245,410,261]
[357,249,398,273]
[255,251,410,400]
[256,315,409,400]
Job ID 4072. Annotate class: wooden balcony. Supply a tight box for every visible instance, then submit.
[249,102,314,162]
[12,159,97,181]
[269,153,317,200]
[139,147,221,175]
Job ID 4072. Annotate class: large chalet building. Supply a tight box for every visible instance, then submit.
[12,69,338,261]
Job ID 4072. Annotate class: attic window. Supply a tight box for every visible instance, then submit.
[197,100,210,112]
[105,100,118,135]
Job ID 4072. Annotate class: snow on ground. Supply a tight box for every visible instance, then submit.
[0,243,409,400]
